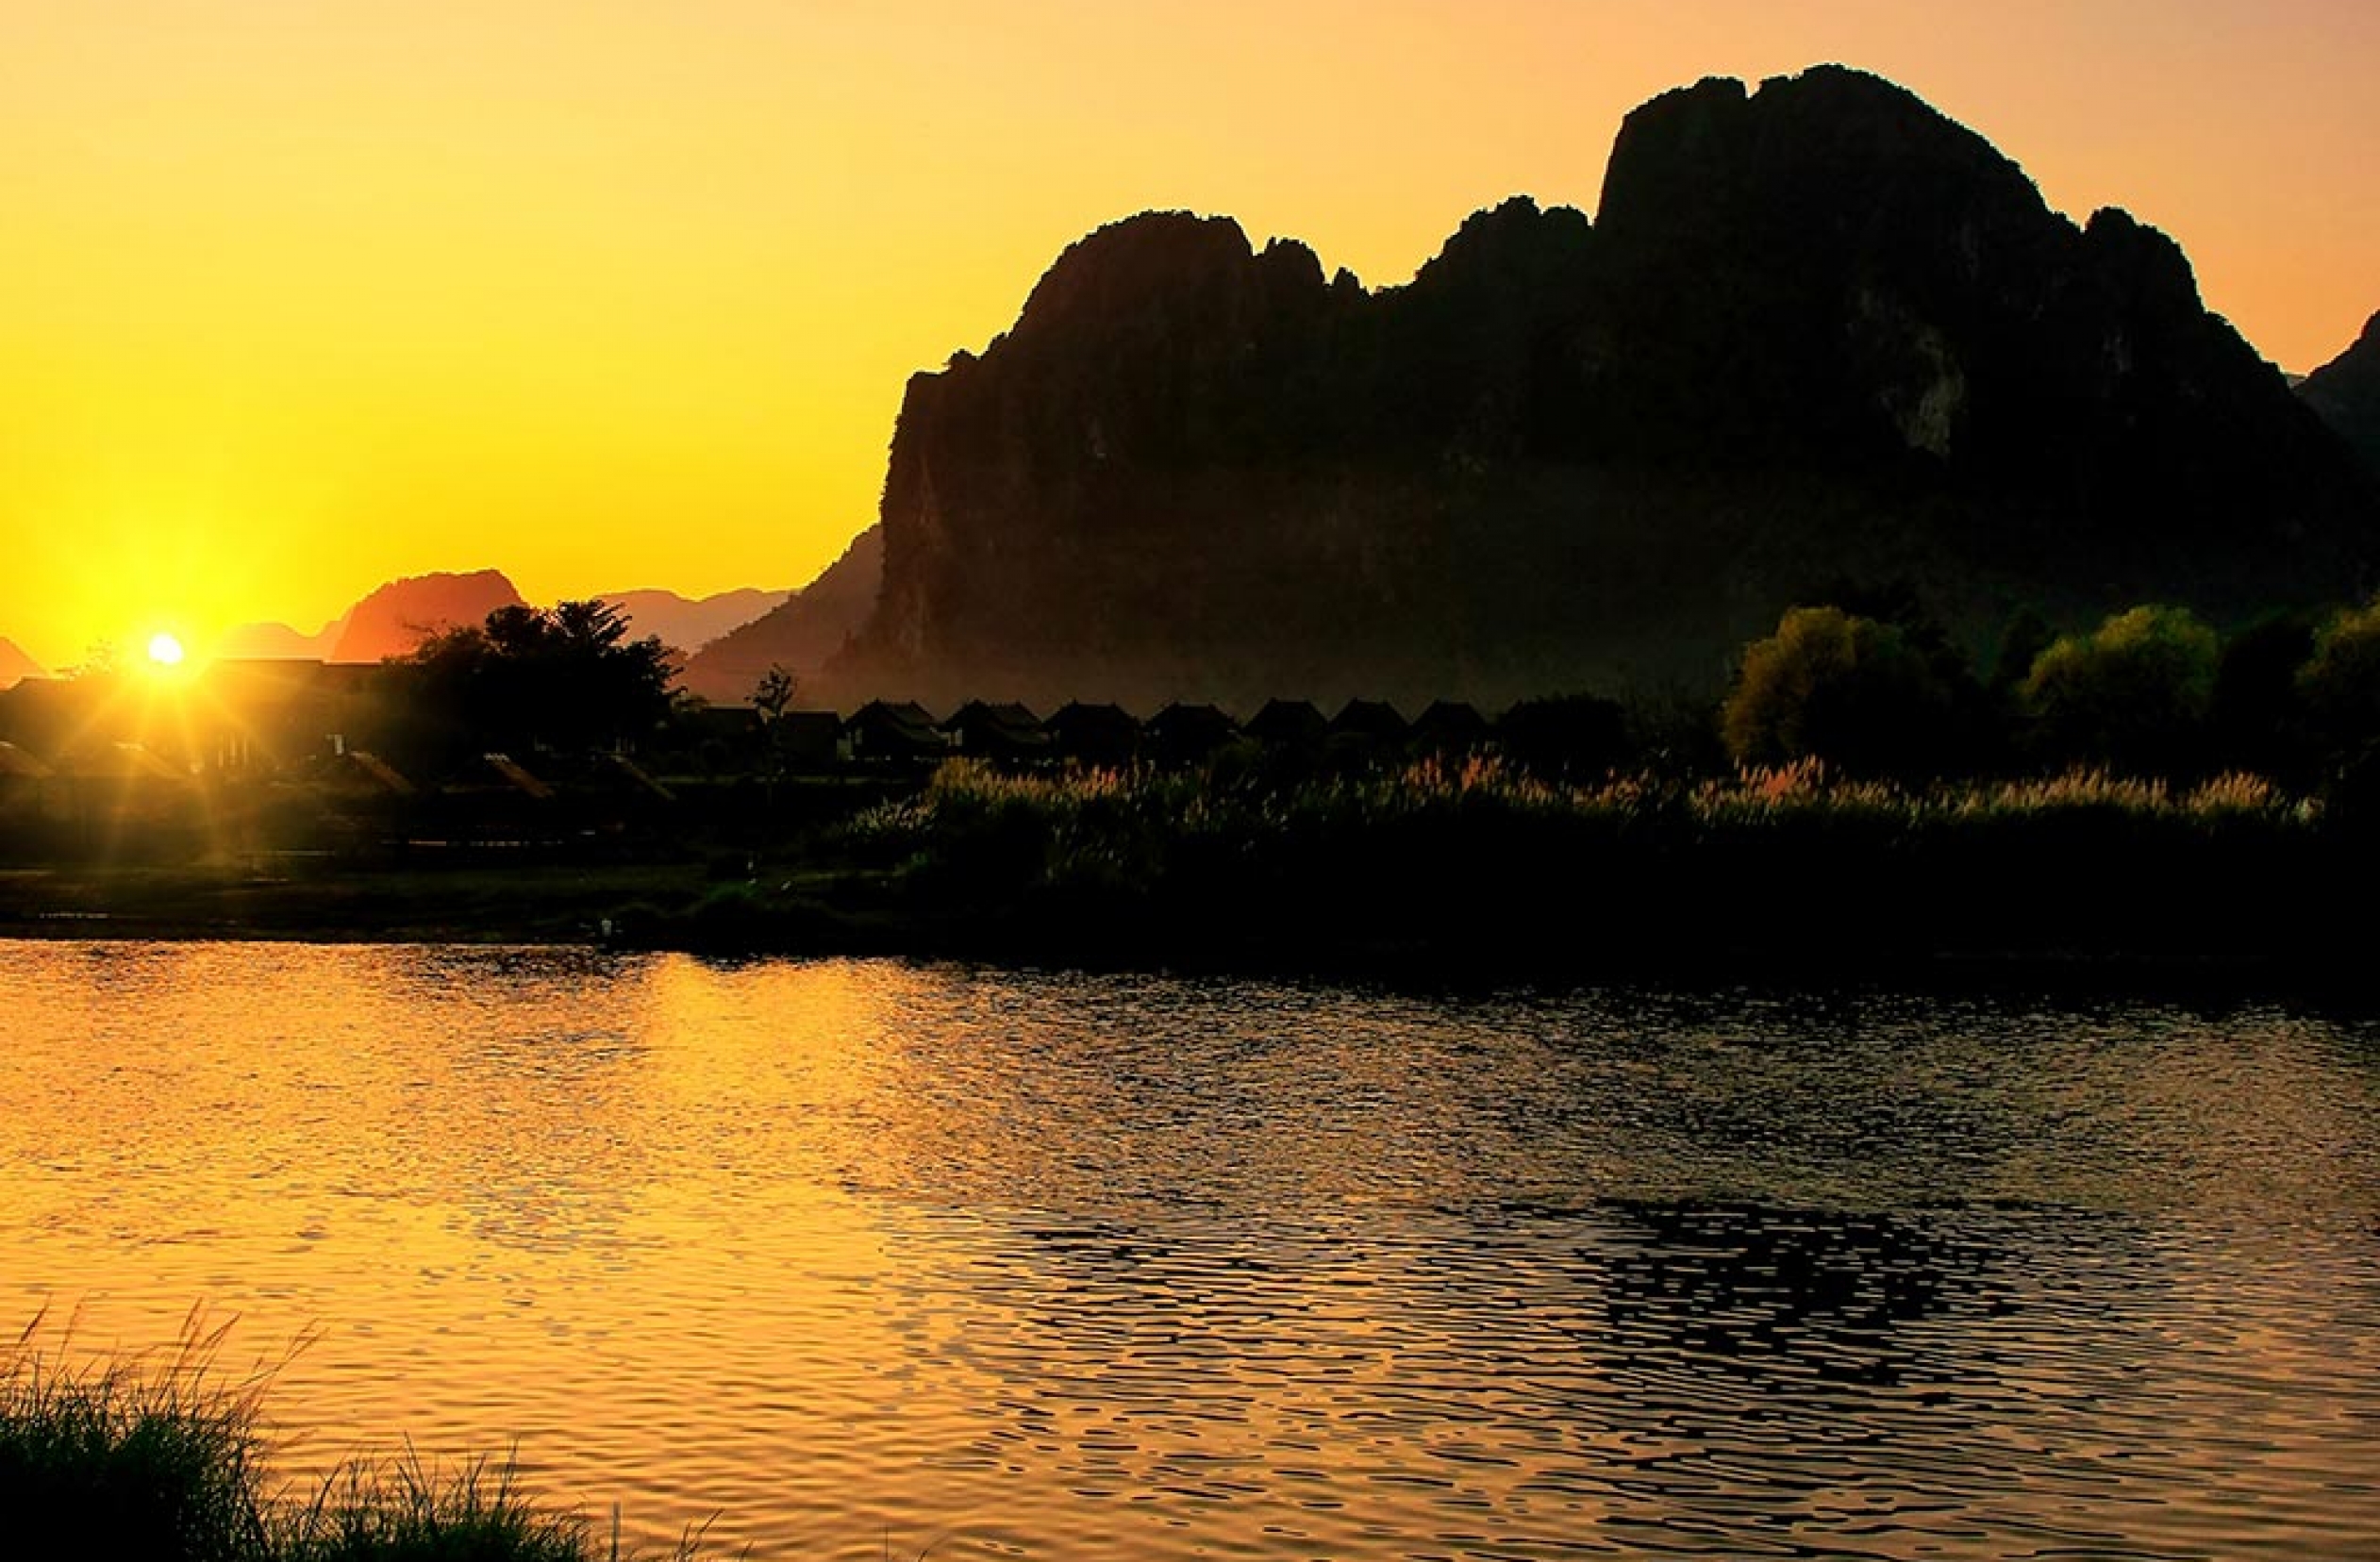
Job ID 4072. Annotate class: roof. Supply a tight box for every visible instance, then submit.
[1245,699,1327,744]
[98,743,188,780]
[0,740,52,779]
[1412,700,1491,740]
[1144,704,1240,756]
[484,752,557,800]
[843,700,947,753]
[603,752,676,802]
[1047,700,1140,733]
[344,750,418,796]
[1329,699,1408,739]
[942,701,1048,751]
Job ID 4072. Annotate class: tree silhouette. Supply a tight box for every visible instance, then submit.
[1722,606,1961,777]
[2020,605,2218,776]
[388,600,674,771]
[752,664,796,723]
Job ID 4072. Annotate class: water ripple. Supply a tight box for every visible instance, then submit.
[1,943,2376,1558]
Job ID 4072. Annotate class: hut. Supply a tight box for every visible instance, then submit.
[1044,702,1142,767]
[1144,703,1240,767]
[840,701,948,763]
[940,701,1049,763]
[1410,700,1492,756]
[1328,699,1408,744]
[1244,699,1328,750]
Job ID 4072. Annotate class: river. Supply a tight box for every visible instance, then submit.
[2,939,2376,1559]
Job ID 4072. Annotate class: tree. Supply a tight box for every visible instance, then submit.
[2210,612,2317,781]
[2297,597,2380,769]
[1721,606,1961,776]
[2019,605,2218,776]
[386,600,674,771]
[751,664,796,723]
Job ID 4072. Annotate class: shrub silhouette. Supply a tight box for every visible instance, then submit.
[2296,596,2380,826]
[2020,605,2218,776]
[1721,606,1957,776]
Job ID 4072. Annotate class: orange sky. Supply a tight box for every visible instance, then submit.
[2,0,2374,671]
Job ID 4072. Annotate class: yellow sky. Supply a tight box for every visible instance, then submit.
[3,1,2374,670]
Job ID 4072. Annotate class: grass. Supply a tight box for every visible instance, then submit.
[0,1309,720,1562]
[825,754,2352,972]
[1,753,2363,974]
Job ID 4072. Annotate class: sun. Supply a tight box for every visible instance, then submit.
[146,631,187,668]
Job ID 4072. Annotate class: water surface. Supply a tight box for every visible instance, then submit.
[3,939,2375,1558]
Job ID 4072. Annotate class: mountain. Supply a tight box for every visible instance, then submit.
[327,569,526,663]
[595,587,790,657]
[216,619,341,660]
[2300,311,2380,483]
[677,525,883,704]
[0,637,44,689]
[820,65,2374,710]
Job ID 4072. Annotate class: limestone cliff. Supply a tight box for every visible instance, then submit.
[824,66,2373,708]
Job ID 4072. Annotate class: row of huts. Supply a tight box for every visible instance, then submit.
[827,697,1497,767]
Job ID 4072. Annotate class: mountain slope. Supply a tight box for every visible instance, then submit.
[216,620,341,660]
[327,570,526,663]
[596,587,790,656]
[2301,311,2380,483]
[678,526,882,704]
[819,65,2372,709]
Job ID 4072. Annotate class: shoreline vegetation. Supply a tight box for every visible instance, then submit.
[10,591,2380,993]
[0,1321,714,1562]
[2,754,2372,994]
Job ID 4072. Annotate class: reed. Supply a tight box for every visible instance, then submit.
[834,756,2338,968]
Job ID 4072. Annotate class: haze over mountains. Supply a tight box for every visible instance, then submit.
[801,64,2375,710]
[208,573,791,671]
[676,525,883,703]
[594,587,791,663]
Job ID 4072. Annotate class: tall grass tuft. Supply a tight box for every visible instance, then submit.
[0,1309,720,1562]
[0,1306,273,1562]
[280,1448,707,1562]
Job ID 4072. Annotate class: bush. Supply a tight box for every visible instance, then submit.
[2020,605,2219,775]
[2299,597,2380,766]
[1721,606,1961,777]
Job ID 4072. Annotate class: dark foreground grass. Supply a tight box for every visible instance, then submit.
[0,1319,718,1562]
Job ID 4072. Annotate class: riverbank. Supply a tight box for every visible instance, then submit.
[4,757,2372,995]
[1,851,2370,1005]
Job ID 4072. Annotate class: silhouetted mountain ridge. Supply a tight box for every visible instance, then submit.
[327,570,526,664]
[2301,310,2380,484]
[819,64,2372,709]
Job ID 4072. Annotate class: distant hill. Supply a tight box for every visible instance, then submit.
[327,569,526,663]
[2301,311,2380,484]
[216,619,341,660]
[678,525,882,704]
[0,637,44,689]
[595,587,790,657]
[816,65,2374,710]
